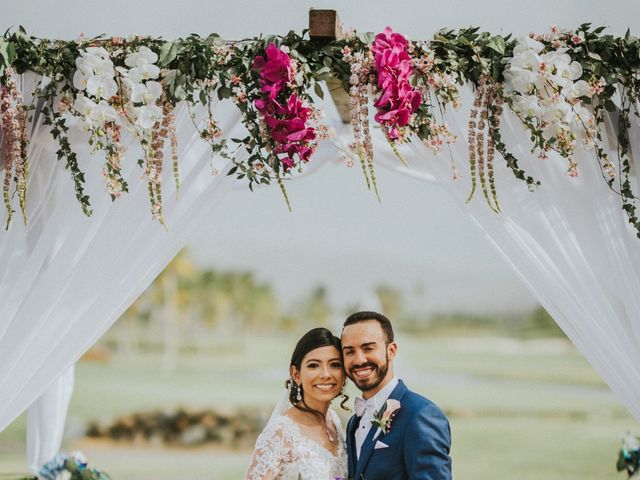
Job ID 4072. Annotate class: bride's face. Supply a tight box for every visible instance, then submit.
[292,345,345,405]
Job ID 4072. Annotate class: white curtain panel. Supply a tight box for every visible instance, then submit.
[0,73,244,468]
[26,366,74,472]
[385,84,640,420]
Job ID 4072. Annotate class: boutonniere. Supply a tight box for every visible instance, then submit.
[372,399,401,435]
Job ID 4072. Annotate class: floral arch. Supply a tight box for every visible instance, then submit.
[0,11,639,473]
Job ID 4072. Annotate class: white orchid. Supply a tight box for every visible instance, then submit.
[124,46,158,67]
[513,94,542,117]
[504,35,595,155]
[73,95,117,129]
[512,35,544,55]
[127,64,161,82]
[90,100,118,124]
[505,68,539,95]
[73,48,117,99]
[124,46,160,81]
[135,104,163,129]
[562,79,590,101]
[84,46,110,59]
[130,80,162,105]
[85,73,118,100]
[72,69,90,91]
[73,94,98,117]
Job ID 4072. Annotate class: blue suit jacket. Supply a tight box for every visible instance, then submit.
[346,380,451,480]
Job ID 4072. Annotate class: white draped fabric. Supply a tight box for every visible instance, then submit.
[394,85,640,419]
[1,75,639,471]
[0,74,243,469]
[26,366,74,472]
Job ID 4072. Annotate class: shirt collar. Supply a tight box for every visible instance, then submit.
[363,376,398,412]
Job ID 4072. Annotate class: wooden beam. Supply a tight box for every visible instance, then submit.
[309,9,344,40]
[309,9,351,124]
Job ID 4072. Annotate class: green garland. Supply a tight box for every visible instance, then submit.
[0,24,638,237]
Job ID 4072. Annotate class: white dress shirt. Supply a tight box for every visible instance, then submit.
[354,376,399,459]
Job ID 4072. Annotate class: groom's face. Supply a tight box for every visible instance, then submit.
[341,320,397,396]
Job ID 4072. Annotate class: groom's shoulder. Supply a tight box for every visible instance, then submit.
[401,384,448,420]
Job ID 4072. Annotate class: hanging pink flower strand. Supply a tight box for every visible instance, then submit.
[371,27,422,140]
[253,43,317,171]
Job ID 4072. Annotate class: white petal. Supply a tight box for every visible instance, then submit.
[85,46,110,59]
[126,67,144,84]
[73,70,88,91]
[145,81,162,102]
[138,46,158,65]
[140,64,160,80]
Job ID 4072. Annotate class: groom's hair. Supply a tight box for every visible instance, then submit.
[343,311,394,345]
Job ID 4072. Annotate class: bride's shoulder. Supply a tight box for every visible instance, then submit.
[282,407,308,426]
[256,413,297,445]
[327,408,344,427]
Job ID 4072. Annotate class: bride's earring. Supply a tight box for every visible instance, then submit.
[296,384,302,402]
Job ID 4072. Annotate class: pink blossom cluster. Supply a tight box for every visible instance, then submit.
[371,27,422,140]
[253,43,316,170]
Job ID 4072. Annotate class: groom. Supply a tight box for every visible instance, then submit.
[341,311,452,480]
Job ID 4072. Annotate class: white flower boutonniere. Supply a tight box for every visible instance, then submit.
[372,399,401,435]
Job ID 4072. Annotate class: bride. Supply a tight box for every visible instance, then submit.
[245,327,348,479]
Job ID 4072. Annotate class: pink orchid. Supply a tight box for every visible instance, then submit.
[266,115,315,144]
[252,43,293,85]
[372,27,409,55]
[253,44,318,170]
[371,27,422,140]
[372,399,402,434]
[381,399,401,423]
[280,157,295,169]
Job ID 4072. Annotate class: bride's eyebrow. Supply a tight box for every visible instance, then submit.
[304,357,342,364]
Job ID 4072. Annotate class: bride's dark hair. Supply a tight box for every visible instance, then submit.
[286,327,349,419]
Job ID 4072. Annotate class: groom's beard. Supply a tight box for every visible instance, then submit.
[349,355,389,392]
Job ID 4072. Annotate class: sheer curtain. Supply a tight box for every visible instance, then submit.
[0,73,244,468]
[387,84,640,420]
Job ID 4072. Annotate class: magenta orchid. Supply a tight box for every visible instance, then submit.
[253,42,318,172]
[371,27,422,140]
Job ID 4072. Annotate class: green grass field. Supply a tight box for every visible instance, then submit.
[0,332,637,479]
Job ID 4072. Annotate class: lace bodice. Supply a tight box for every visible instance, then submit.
[245,410,347,480]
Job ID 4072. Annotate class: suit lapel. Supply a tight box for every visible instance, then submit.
[346,414,360,477]
[354,380,408,480]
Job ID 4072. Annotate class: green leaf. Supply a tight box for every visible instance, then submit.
[359,32,375,44]
[163,69,177,85]
[0,41,16,66]
[159,41,179,67]
[587,51,602,61]
[604,99,616,112]
[314,82,324,99]
[487,36,506,55]
[217,86,232,100]
[199,89,208,105]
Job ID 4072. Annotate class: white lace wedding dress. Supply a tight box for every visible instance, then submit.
[245,409,348,480]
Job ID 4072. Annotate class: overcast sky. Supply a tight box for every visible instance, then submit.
[3,0,637,314]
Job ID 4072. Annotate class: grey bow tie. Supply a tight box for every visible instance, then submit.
[354,397,376,417]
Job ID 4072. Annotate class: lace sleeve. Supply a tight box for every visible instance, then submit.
[245,418,293,480]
